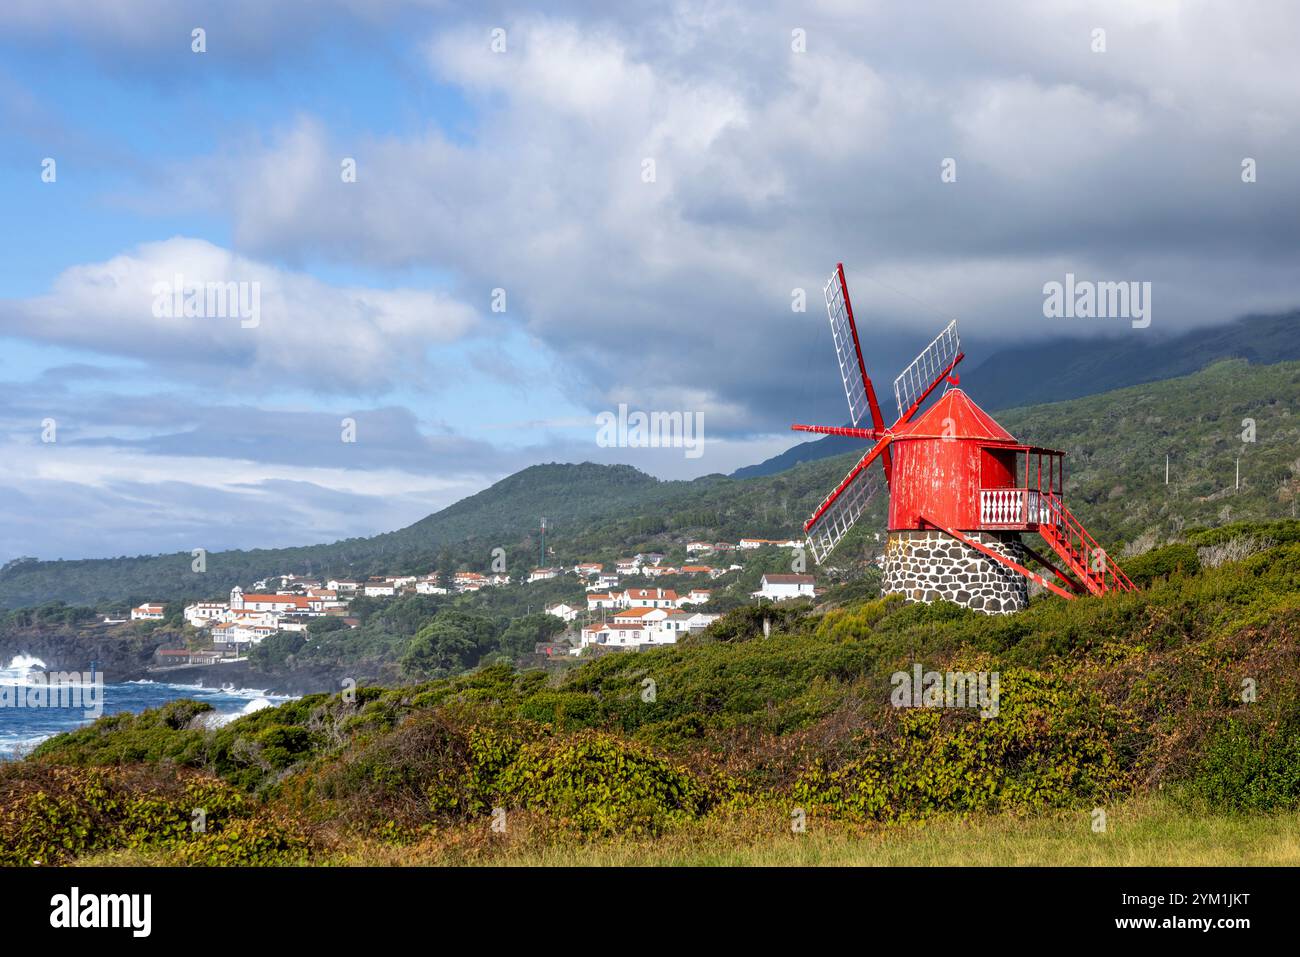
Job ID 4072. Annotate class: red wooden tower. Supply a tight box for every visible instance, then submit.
[795,264,1135,613]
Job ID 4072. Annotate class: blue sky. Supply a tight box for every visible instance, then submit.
[1,1,1298,562]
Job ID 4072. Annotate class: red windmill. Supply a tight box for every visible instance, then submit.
[795,264,1135,613]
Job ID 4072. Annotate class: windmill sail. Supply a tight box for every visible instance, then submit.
[893,319,961,421]
[824,264,893,485]
[806,465,881,563]
[804,435,892,563]
[823,266,873,428]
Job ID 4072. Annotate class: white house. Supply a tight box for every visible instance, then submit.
[327,578,363,593]
[528,568,560,583]
[308,590,350,610]
[225,609,279,629]
[645,610,718,641]
[212,617,275,646]
[573,562,603,577]
[579,622,610,649]
[546,602,580,622]
[130,603,165,621]
[231,587,323,614]
[752,574,816,600]
[574,604,720,648]
[614,559,640,575]
[363,579,397,598]
[415,581,449,595]
[739,538,802,550]
[183,601,229,627]
[602,621,651,646]
[612,606,669,626]
[453,571,487,592]
[587,592,619,611]
[646,610,694,642]
[680,588,712,605]
[581,608,720,647]
[686,541,713,555]
[619,587,681,609]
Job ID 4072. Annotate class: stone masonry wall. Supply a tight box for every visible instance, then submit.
[882,529,1028,614]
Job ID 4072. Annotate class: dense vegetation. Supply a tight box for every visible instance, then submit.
[3,356,1297,609]
[7,519,1300,864]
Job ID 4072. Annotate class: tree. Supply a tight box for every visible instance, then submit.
[498,613,566,658]
[400,611,499,679]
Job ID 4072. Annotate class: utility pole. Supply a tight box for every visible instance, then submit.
[1236,456,1240,491]
[539,517,546,570]
[1165,454,1169,486]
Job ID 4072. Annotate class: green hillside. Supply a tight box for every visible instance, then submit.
[8,523,1300,865]
[2,358,1297,608]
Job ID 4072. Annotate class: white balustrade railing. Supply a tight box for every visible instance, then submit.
[979,489,1059,527]
[980,488,1023,525]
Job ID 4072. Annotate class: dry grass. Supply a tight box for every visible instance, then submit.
[310,798,1300,867]
[74,798,1300,867]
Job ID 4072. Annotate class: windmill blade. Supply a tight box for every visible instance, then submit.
[824,265,885,429]
[823,264,893,485]
[892,319,963,422]
[803,435,891,563]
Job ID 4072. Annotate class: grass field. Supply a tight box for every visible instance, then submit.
[67,798,1300,868]
[290,799,1300,867]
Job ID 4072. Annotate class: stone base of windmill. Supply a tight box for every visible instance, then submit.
[881,529,1029,615]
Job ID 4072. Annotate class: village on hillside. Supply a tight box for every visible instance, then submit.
[132,539,819,668]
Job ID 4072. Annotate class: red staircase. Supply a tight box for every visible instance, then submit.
[1036,492,1136,596]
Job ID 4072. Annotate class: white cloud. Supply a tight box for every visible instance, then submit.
[953,78,1143,179]
[1,237,479,395]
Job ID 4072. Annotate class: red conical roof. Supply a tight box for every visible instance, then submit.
[893,388,1016,443]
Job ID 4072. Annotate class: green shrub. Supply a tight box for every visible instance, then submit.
[494,731,712,835]
[792,670,1125,823]
[0,764,298,866]
[1123,544,1201,587]
[515,690,602,731]
[1182,721,1300,812]
[175,816,308,866]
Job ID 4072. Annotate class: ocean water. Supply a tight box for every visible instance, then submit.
[0,654,296,759]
